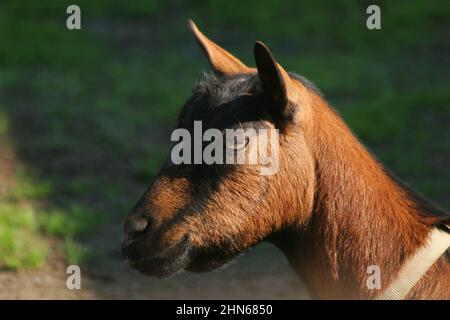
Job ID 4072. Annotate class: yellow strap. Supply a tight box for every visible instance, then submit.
[376,227,450,300]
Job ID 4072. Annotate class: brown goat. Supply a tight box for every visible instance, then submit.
[122,21,450,299]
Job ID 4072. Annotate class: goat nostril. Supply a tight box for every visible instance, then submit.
[124,217,149,240]
[135,218,148,233]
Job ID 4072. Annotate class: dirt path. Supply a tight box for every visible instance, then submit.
[0,219,309,299]
[84,217,309,299]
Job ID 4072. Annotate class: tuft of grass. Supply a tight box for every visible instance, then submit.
[9,175,53,200]
[63,237,90,265]
[0,203,47,270]
[0,111,9,135]
[39,205,101,238]
[0,162,100,267]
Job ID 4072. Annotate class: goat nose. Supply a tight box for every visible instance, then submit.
[123,216,149,240]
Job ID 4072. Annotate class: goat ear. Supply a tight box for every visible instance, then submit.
[254,41,297,122]
[188,19,253,76]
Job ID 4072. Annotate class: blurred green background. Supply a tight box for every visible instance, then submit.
[0,0,448,298]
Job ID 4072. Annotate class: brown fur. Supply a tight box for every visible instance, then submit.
[121,21,449,299]
[272,91,450,299]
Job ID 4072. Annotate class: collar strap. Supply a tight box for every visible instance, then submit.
[376,226,450,300]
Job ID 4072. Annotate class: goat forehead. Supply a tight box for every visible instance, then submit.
[192,71,321,100]
[195,72,259,91]
[182,99,267,130]
[182,78,265,128]
[192,73,261,107]
[187,71,320,114]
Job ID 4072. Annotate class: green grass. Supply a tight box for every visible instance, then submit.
[0,111,8,135]
[0,203,47,270]
[63,237,91,265]
[10,171,53,200]
[343,88,450,144]
[0,0,448,270]
[39,206,100,238]
[0,173,101,269]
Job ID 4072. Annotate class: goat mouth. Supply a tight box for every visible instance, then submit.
[122,235,191,278]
